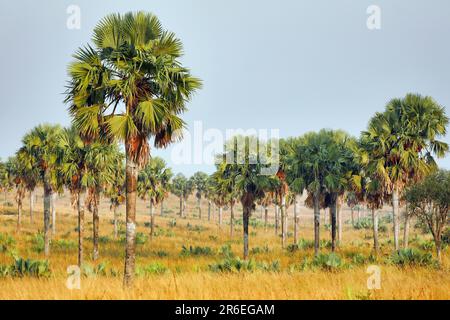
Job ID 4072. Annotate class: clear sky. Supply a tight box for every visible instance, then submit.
[1,0,449,176]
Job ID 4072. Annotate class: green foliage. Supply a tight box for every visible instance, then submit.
[136,262,169,276]
[250,245,270,255]
[180,245,213,257]
[310,253,345,271]
[82,262,118,277]
[168,219,177,228]
[389,248,435,267]
[30,232,45,253]
[186,223,206,232]
[53,239,77,251]
[0,233,15,253]
[442,228,450,246]
[0,258,51,278]
[209,257,280,273]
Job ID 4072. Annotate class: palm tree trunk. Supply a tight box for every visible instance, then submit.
[294,195,299,244]
[43,169,52,257]
[77,192,84,267]
[313,193,320,257]
[29,190,34,224]
[264,206,268,231]
[150,201,155,239]
[230,202,234,238]
[51,193,57,235]
[92,204,99,261]
[372,208,379,254]
[208,200,211,221]
[403,212,410,249]
[392,188,400,251]
[123,151,138,288]
[281,195,286,248]
[337,199,342,244]
[330,200,337,252]
[275,204,279,235]
[218,206,223,226]
[113,204,118,239]
[435,237,442,264]
[17,202,22,232]
[197,198,201,219]
[243,205,250,260]
[179,196,183,217]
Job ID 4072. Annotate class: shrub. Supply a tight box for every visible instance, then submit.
[53,239,77,250]
[120,232,147,245]
[219,244,234,258]
[155,250,169,258]
[256,260,280,272]
[390,248,434,267]
[82,262,117,277]
[9,257,51,278]
[186,223,206,232]
[209,257,256,273]
[136,262,169,276]
[31,233,45,253]
[312,253,344,271]
[250,245,270,255]
[0,233,15,253]
[180,245,213,257]
[442,228,450,246]
[168,219,177,228]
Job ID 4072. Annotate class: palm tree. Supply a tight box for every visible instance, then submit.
[191,171,209,219]
[138,157,171,238]
[84,143,122,261]
[216,136,276,259]
[361,93,448,251]
[18,124,63,257]
[65,11,201,287]
[105,162,126,239]
[5,157,26,232]
[171,173,189,217]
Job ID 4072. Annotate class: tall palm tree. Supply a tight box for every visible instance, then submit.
[65,11,201,287]
[171,173,189,217]
[361,93,448,251]
[5,157,26,232]
[191,171,209,219]
[18,124,63,257]
[138,157,171,238]
[105,162,126,239]
[216,136,276,259]
[84,143,122,261]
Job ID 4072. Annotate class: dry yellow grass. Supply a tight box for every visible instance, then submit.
[0,189,449,300]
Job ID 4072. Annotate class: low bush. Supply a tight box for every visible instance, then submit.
[389,248,435,267]
[180,245,213,257]
[0,257,51,278]
[136,262,169,276]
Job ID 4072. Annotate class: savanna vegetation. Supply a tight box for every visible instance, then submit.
[0,11,449,300]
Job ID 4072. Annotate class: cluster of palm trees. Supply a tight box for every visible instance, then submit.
[0,11,449,289]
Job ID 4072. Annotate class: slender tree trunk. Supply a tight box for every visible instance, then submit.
[113,204,118,239]
[403,212,411,249]
[92,204,99,261]
[313,193,320,257]
[337,198,342,244]
[435,238,442,264]
[243,206,250,260]
[77,192,84,267]
[330,200,337,252]
[43,169,52,257]
[123,150,138,288]
[275,204,279,235]
[392,188,400,251]
[230,202,234,238]
[197,198,201,219]
[218,206,223,226]
[208,200,211,221]
[264,206,268,231]
[281,195,286,248]
[350,207,354,226]
[51,193,57,235]
[179,196,183,217]
[29,190,34,224]
[260,205,263,220]
[372,208,379,254]
[160,199,164,216]
[294,195,299,244]
[17,202,22,232]
[150,201,155,239]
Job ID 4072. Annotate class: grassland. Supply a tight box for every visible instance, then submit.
[0,190,448,300]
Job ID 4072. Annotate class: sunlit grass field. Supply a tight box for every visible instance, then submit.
[0,190,448,300]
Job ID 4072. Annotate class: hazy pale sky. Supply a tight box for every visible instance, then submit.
[1,0,449,176]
